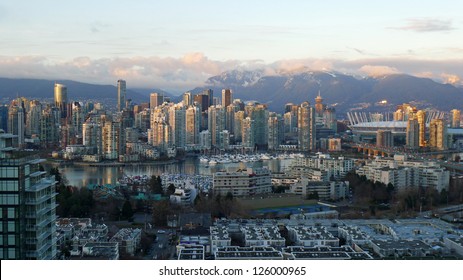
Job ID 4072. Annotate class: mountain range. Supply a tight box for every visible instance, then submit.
[1,70,462,115]
[191,70,463,114]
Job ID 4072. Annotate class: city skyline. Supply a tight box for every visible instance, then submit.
[0,1,462,91]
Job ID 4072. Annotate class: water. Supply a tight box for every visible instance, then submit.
[57,157,292,187]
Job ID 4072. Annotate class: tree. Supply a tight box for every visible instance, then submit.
[121,200,134,220]
[149,175,163,194]
[152,200,171,226]
[166,184,176,196]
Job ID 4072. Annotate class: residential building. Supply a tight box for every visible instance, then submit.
[117,80,126,112]
[110,228,141,256]
[298,102,316,151]
[0,131,57,259]
[212,168,272,196]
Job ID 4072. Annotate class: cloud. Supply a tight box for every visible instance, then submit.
[0,54,463,92]
[392,18,455,32]
[441,73,462,86]
[358,65,400,77]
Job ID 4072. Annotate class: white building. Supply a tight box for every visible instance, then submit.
[289,178,349,200]
[109,228,141,256]
[356,158,450,192]
[213,168,272,196]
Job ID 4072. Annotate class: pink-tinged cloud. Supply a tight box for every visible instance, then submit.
[359,65,400,77]
[441,73,462,86]
[392,18,455,32]
[0,54,462,92]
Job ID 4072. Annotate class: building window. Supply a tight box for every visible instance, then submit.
[8,235,15,245]
[8,248,16,259]
[7,221,15,232]
[7,208,16,219]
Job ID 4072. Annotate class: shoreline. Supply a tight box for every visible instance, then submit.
[46,158,182,167]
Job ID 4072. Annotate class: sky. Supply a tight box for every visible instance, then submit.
[0,0,462,92]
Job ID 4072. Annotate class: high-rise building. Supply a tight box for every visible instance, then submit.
[247,104,268,146]
[429,119,447,150]
[314,92,326,118]
[234,111,245,143]
[242,117,255,148]
[193,93,210,112]
[268,113,284,150]
[150,93,164,109]
[376,130,393,147]
[102,121,122,159]
[0,105,8,132]
[117,80,126,112]
[7,104,25,147]
[225,104,239,135]
[406,119,420,149]
[208,105,226,148]
[82,122,102,154]
[71,102,84,138]
[168,104,186,148]
[416,110,427,147]
[25,100,42,138]
[0,132,57,259]
[183,92,192,106]
[185,105,201,145]
[323,108,337,132]
[40,106,60,148]
[451,109,461,128]
[297,102,316,151]
[54,83,67,119]
[221,89,233,108]
[204,89,214,108]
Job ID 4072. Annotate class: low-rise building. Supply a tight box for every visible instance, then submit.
[282,245,373,260]
[210,225,232,254]
[357,158,450,192]
[215,246,284,260]
[289,178,348,200]
[81,242,119,260]
[213,168,272,196]
[177,244,205,260]
[109,228,141,256]
[443,237,463,257]
[287,226,339,247]
[240,226,285,247]
[370,239,433,258]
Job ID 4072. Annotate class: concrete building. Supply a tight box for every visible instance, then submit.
[287,226,339,247]
[356,158,450,192]
[117,80,126,112]
[213,168,272,196]
[150,92,164,109]
[81,242,119,260]
[7,104,25,147]
[215,246,284,260]
[240,226,285,247]
[210,225,231,254]
[406,118,420,148]
[289,178,349,200]
[208,105,226,148]
[109,228,141,256]
[177,244,205,260]
[268,113,284,150]
[429,118,447,150]
[376,130,393,147]
[451,109,461,128]
[241,117,254,148]
[291,153,355,181]
[297,102,316,151]
[221,89,233,108]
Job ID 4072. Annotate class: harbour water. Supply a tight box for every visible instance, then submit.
[57,157,293,187]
